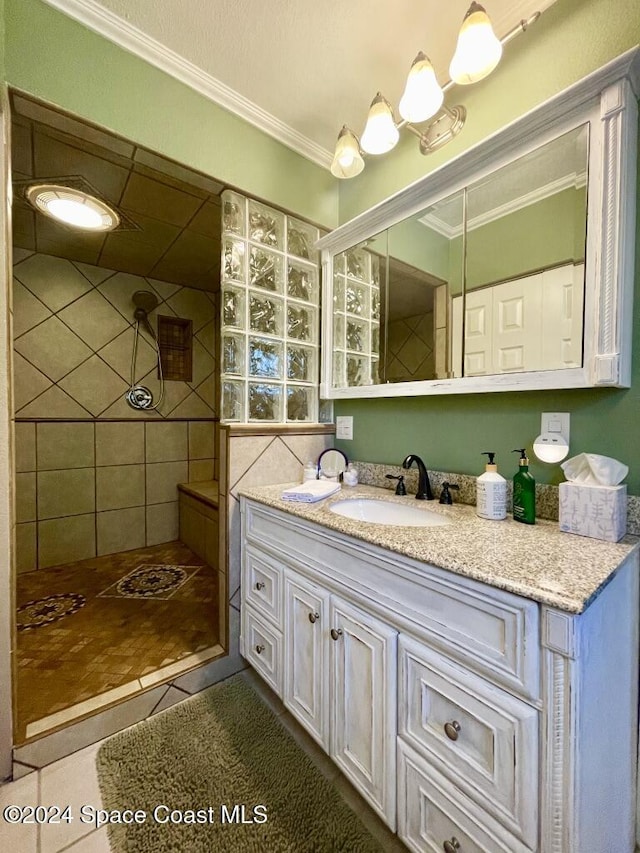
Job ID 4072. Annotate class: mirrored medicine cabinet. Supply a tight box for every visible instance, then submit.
[317,49,639,399]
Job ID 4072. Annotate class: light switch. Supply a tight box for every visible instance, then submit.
[541,412,570,443]
[336,416,353,440]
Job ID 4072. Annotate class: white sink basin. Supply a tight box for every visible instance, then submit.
[329,498,451,527]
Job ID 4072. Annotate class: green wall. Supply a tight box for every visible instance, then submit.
[3,0,337,228]
[334,0,640,494]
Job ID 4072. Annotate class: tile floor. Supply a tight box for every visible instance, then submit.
[0,670,406,853]
[16,542,220,743]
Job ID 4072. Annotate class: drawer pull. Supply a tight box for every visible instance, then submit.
[255,581,266,591]
[330,628,343,641]
[444,720,461,741]
[308,611,320,624]
[255,644,265,654]
[443,838,460,853]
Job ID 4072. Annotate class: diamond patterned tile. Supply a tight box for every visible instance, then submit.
[166,287,215,332]
[15,316,92,382]
[98,327,157,384]
[97,271,151,321]
[167,391,215,418]
[71,261,115,286]
[195,320,216,356]
[17,386,92,419]
[12,280,52,338]
[58,290,130,351]
[188,337,215,388]
[14,254,93,312]
[58,356,129,416]
[12,353,52,411]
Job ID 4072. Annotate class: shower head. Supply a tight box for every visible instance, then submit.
[132,290,159,315]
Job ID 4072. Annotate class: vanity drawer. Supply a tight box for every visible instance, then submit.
[244,546,282,627]
[397,741,532,853]
[398,635,538,848]
[242,604,283,696]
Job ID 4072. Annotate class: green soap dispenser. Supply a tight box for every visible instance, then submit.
[512,449,536,524]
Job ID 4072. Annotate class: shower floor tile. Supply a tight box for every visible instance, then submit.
[15,541,220,744]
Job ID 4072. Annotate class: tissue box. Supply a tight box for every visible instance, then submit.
[559,482,627,542]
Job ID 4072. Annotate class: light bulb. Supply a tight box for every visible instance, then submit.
[360,93,399,155]
[330,126,365,179]
[47,198,104,229]
[449,2,503,85]
[399,52,444,123]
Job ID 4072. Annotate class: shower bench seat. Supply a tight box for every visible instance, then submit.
[178,480,219,568]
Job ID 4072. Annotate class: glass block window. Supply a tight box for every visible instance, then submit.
[220,190,321,422]
[332,246,381,387]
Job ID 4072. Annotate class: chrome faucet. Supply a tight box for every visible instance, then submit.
[402,454,434,501]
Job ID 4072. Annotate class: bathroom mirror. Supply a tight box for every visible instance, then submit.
[318,54,638,398]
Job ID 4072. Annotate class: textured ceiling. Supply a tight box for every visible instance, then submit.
[55,0,559,159]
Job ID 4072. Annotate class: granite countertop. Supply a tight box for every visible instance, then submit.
[239,483,639,614]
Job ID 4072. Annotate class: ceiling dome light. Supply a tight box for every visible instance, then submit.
[330,126,365,179]
[26,184,120,232]
[360,93,400,156]
[449,2,503,86]
[399,52,444,123]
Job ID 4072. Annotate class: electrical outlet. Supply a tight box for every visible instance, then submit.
[541,412,570,443]
[336,416,353,440]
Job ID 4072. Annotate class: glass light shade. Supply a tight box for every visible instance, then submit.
[330,126,365,179]
[26,184,119,231]
[399,52,444,123]
[449,2,503,85]
[360,93,399,155]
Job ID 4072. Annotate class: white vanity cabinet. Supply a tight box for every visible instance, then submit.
[240,497,639,853]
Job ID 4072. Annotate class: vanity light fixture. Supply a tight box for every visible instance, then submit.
[330,3,542,179]
[25,183,120,232]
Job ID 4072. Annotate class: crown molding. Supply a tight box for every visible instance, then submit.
[40,0,333,169]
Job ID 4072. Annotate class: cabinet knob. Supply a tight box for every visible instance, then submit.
[255,581,265,591]
[330,628,343,641]
[443,838,460,853]
[444,720,461,741]
[308,611,320,624]
[255,644,265,654]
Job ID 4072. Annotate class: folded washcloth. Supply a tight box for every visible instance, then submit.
[281,481,341,503]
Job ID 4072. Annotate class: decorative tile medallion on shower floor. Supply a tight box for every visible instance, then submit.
[15,541,220,744]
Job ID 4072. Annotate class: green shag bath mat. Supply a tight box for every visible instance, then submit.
[97,674,385,852]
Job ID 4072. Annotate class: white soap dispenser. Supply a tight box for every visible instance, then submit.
[476,451,507,520]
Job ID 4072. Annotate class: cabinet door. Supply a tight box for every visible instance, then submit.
[329,596,397,829]
[283,571,330,749]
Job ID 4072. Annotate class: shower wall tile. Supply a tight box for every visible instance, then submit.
[58,356,128,417]
[15,316,93,383]
[98,327,157,384]
[57,290,130,351]
[13,353,52,411]
[15,523,37,574]
[15,422,36,473]
[95,422,145,466]
[17,385,89,419]
[97,507,146,555]
[15,473,36,523]
[146,501,179,546]
[38,513,96,569]
[37,469,95,519]
[96,464,145,511]
[37,422,95,470]
[145,421,188,463]
[12,281,52,338]
[188,459,214,483]
[188,422,215,459]
[14,253,92,313]
[146,461,189,504]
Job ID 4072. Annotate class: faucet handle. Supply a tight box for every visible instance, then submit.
[385,474,407,496]
[439,482,460,505]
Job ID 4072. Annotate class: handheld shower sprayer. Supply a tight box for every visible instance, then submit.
[126,290,165,410]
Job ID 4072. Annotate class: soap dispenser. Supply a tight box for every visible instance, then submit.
[476,452,507,520]
[512,449,536,524]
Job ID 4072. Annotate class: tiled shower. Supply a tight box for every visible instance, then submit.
[11,252,222,742]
